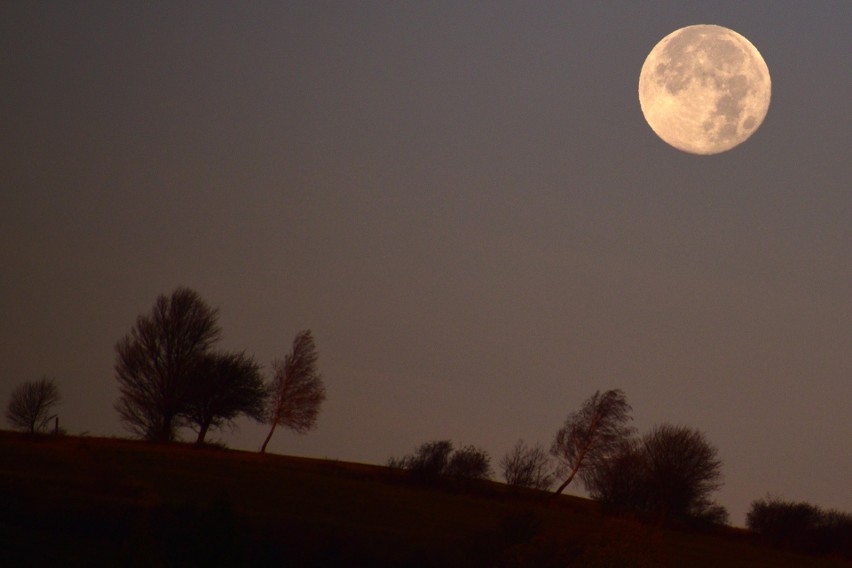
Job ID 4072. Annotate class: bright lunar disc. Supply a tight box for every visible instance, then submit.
[639,25,771,154]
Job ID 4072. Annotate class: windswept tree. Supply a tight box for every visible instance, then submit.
[114,288,221,442]
[500,440,554,490]
[181,351,267,445]
[5,377,61,433]
[260,330,326,454]
[551,389,634,495]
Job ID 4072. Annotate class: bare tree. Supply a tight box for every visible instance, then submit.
[260,330,326,454]
[181,351,267,445]
[114,288,221,442]
[5,377,61,433]
[446,445,492,480]
[551,389,634,495]
[640,424,724,523]
[500,440,554,490]
[587,424,726,525]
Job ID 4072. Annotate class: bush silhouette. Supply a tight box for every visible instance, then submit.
[446,445,492,480]
[500,440,553,490]
[389,440,491,482]
[747,496,852,558]
[586,424,727,525]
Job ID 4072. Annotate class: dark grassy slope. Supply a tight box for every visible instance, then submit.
[1,432,847,567]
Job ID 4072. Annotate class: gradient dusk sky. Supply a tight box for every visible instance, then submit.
[2,2,849,525]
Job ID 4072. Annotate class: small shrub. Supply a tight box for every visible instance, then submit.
[447,445,492,480]
[500,440,553,490]
[406,440,454,479]
[389,440,491,482]
[747,496,852,558]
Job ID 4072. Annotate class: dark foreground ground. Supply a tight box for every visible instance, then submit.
[1,431,848,567]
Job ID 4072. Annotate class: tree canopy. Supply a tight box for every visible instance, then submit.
[182,351,267,445]
[389,440,492,482]
[260,330,326,454]
[5,377,61,434]
[114,288,222,442]
[586,424,727,525]
[500,440,553,490]
[551,389,634,495]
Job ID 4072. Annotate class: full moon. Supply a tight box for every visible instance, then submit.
[639,25,771,155]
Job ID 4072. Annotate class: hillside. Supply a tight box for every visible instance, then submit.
[1,432,847,567]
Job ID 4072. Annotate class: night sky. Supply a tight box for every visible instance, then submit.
[2,2,849,525]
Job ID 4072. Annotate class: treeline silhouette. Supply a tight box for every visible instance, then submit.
[386,388,852,558]
[5,287,851,560]
[6,288,327,452]
[391,390,728,528]
[388,440,492,483]
[113,288,326,449]
[747,496,852,560]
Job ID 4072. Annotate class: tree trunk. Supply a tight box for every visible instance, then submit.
[554,441,593,496]
[152,414,175,443]
[260,422,277,454]
[195,421,210,445]
[554,463,581,495]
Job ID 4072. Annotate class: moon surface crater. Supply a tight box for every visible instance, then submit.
[639,25,771,155]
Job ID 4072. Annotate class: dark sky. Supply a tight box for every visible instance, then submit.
[2,2,849,524]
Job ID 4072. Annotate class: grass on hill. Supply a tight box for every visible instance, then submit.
[1,431,847,567]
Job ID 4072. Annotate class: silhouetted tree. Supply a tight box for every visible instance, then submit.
[551,389,634,495]
[587,424,727,525]
[500,440,554,490]
[114,288,221,442]
[641,424,724,523]
[259,330,326,453]
[5,377,61,433]
[181,351,267,445]
[747,496,852,558]
[389,440,491,481]
[389,440,454,478]
[747,497,823,545]
[447,445,492,480]
[585,439,648,511]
